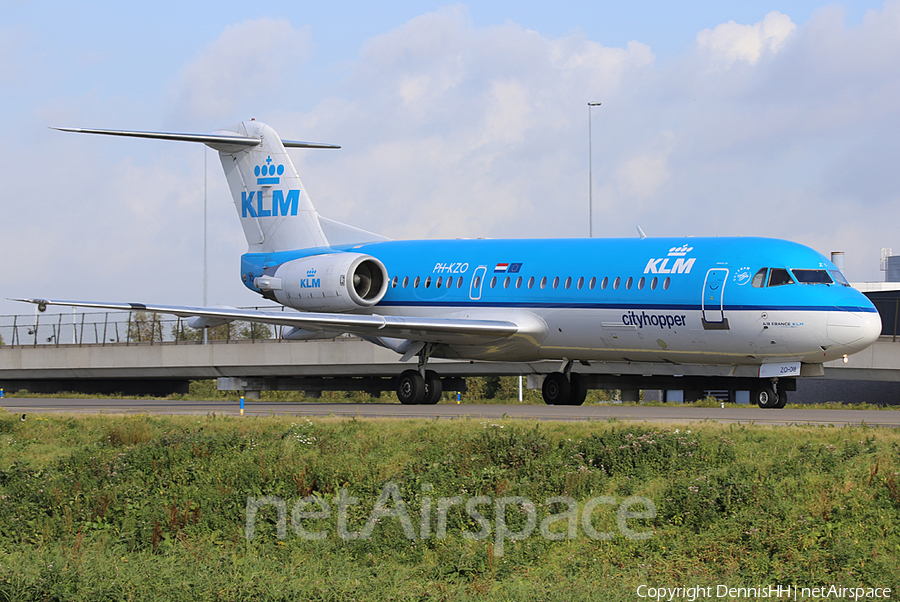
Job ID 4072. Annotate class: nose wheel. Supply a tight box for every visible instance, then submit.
[753,380,786,409]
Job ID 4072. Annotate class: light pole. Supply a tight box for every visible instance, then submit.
[203,146,208,345]
[588,102,601,238]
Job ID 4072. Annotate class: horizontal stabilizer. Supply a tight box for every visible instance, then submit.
[51,127,261,147]
[51,127,340,150]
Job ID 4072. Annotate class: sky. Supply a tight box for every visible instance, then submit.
[2,0,899,317]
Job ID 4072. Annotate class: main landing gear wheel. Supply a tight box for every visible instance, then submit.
[753,385,779,409]
[542,372,588,406]
[567,373,588,406]
[397,370,426,405]
[421,370,443,405]
[542,372,571,405]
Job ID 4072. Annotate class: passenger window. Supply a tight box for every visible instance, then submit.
[663,277,671,290]
[751,268,767,288]
[768,268,794,287]
[625,277,633,290]
[540,277,547,289]
[516,276,522,289]
[473,275,480,289]
[425,277,431,288]
[528,276,535,289]
[490,276,497,288]
[414,276,420,288]
[402,276,409,288]
[613,277,621,290]
[650,277,658,290]
[601,277,608,290]
[436,276,442,288]
[503,276,510,289]
[564,277,572,289]
[589,277,596,290]
[457,276,464,288]
[552,277,560,289]
[637,277,645,290]
[577,277,584,290]
[391,276,398,288]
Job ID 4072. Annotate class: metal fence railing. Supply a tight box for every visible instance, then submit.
[0,306,290,348]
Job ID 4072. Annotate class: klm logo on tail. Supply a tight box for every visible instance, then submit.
[255,156,284,185]
[242,157,300,218]
[241,190,300,218]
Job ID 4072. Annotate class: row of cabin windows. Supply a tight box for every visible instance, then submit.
[389,274,672,291]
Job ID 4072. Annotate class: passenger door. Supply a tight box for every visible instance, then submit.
[702,268,729,329]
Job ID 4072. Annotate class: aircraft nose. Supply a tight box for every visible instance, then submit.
[859,310,883,349]
[827,309,882,354]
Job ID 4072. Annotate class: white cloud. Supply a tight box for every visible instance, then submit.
[613,131,675,200]
[168,18,310,123]
[695,11,796,66]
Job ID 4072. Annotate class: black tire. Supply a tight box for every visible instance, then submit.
[421,370,443,405]
[773,389,787,409]
[397,370,426,405]
[542,372,571,405]
[568,373,588,406]
[753,385,778,409]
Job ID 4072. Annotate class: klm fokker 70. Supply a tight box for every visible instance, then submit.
[19,120,881,408]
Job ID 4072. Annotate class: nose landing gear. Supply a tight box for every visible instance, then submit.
[753,379,787,409]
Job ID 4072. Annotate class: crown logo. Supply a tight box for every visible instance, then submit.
[306,268,317,278]
[255,156,285,185]
[667,245,694,257]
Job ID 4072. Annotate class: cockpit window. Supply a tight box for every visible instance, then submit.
[792,269,833,284]
[767,268,794,287]
[829,270,851,287]
[751,268,767,288]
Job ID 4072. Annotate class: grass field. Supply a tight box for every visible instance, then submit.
[0,411,898,600]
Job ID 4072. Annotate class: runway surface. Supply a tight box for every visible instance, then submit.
[3,398,899,427]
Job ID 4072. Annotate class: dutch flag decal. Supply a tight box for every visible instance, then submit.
[494,262,522,273]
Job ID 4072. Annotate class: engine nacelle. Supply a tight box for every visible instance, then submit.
[255,253,388,312]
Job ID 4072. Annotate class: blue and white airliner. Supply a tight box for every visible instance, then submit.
[19,120,881,408]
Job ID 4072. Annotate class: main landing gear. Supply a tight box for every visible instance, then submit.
[541,361,588,406]
[396,345,442,405]
[753,379,787,409]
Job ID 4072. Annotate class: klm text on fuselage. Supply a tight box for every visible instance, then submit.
[242,190,300,218]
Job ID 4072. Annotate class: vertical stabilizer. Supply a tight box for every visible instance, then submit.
[212,121,329,253]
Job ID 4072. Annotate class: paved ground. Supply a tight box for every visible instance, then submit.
[3,398,899,427]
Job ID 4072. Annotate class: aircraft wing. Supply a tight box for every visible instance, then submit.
[14,299,518,345]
